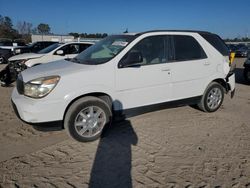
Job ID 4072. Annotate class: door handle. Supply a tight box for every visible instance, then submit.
[204,61,210,65]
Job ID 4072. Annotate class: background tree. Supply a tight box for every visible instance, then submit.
[73,32,108,39]
[1,16,13,29]
[16,21,33,42]
[16,21,32,35]
[0,15,20,40]
[37,23,51,34]
[69,32,80,38]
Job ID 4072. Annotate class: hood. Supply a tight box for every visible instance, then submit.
[9,53,44,61]
[21,59,96,82]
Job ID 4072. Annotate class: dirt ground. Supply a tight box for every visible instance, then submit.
[0,58,250,188]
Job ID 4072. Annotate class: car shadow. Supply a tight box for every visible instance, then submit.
[89,119,138,188]
[32,121,63,132]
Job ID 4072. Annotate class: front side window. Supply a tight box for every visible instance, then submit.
[120,35,167,67]
[60,44,80,55]
[171,35,207,62]
[73,35,136,65]
[38,43,61,54]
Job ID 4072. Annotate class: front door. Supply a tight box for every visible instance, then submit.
[115,35,172,110]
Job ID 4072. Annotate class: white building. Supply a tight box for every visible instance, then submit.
[31,34,74,43]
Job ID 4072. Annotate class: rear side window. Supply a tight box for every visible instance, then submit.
[171,35,207,61]
[201,34,229,56]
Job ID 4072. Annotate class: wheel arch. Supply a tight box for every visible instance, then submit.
[212,78,230,93]
[62,92,113,128]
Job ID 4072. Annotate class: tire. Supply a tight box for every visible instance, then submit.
[0,56,5,64]
[64,96,112,142]
[198,82,224,112]
[244,68,250,83]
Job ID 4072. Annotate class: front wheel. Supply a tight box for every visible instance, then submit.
[64,96,112,142]
[244,68,250,83]
[0,56,5,64]
[198,82,224,112]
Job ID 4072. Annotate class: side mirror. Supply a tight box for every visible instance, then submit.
[120,51,143,68]
[56,50,64,56]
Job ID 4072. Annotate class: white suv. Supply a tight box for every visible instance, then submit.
[11,30,235,142]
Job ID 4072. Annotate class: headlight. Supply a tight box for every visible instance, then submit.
[24,76,60,98]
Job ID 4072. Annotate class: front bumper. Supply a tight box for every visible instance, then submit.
[9,60,27,77]
[11,88,66,123]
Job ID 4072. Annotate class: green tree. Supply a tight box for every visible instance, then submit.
[0,15,20,39]
[0,15,13,29]
[37,23,51,34]
[69,32,79,38]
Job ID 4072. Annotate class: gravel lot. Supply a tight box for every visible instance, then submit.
[0,58,250,188]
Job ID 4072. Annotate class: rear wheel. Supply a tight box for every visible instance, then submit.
[198,82,224,112]
[244,68,250,83]
[64,96,112,142]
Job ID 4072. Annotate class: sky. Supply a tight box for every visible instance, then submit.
[0,0,250,38]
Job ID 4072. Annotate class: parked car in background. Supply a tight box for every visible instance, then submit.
[235,45,249,57]
[0,41,58,64]
[13,41,58,55]
[243,56,250,83]
[9,41,94,69]
[0,48,12,64]
[0,38,27,52]
[227,44,237,52]
[0,42,93,86]
[11,30,235,142]
[0,39,27,64]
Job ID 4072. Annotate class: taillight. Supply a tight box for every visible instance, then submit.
[229,52,235,66]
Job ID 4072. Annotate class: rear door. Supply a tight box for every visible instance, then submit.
[167,35,211,100]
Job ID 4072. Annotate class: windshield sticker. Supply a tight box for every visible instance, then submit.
[111,41,128,47]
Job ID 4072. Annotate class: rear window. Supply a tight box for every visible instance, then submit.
[201,34,229,56]
[172,35,207,61]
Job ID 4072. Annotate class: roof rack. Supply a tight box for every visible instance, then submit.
[136,30,212,36]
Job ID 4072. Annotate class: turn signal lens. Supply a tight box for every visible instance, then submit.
[229,52,235,66]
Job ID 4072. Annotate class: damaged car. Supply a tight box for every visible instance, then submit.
[0,42,93,86]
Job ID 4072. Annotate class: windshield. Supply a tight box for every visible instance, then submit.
[73,35,136,65]
[37,43,61,54]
